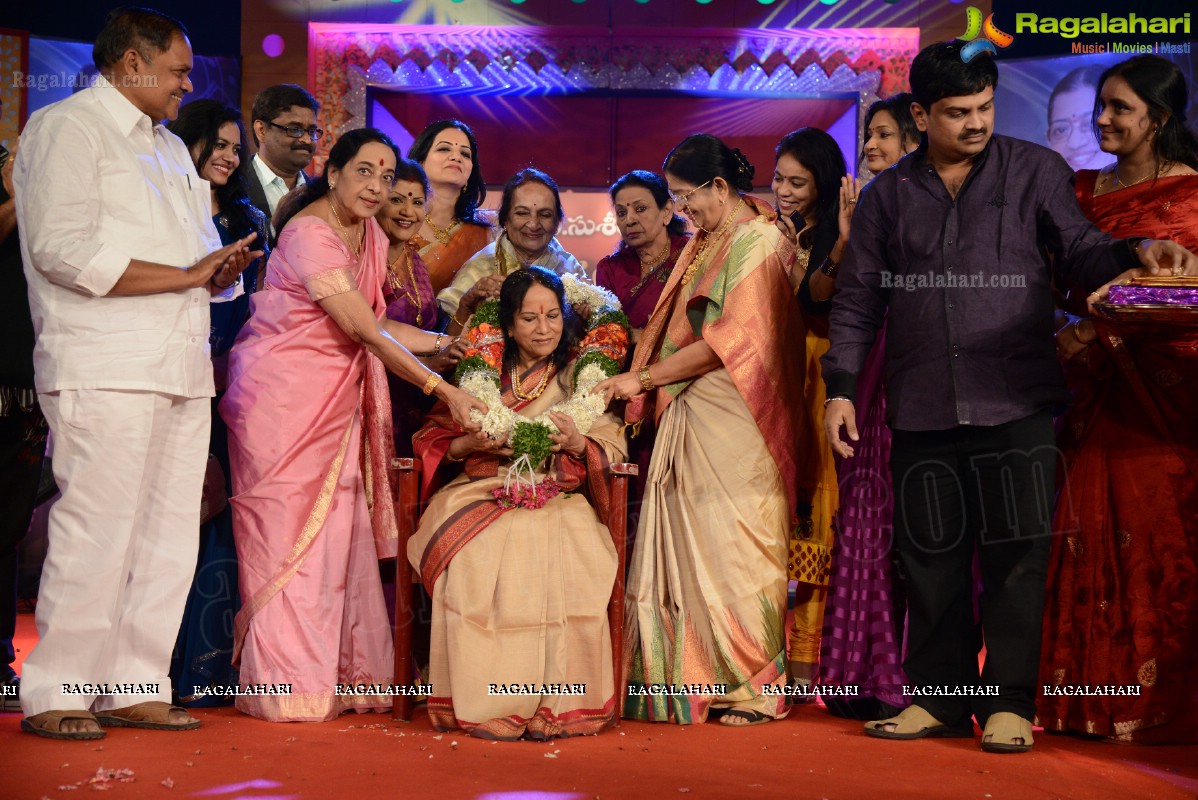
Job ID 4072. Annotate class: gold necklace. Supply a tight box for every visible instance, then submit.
[510,361,554,402]
[1104,160,1170,190]
[681,198,745,286]
[329,197,363,259]
[638,239,670,275]
[386,248,424,328]
[425,213,459,245]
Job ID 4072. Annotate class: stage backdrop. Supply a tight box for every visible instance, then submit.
[24,37,240,119]
[372,88,860,270]
[0,28,27,151]
[311,23,918,270]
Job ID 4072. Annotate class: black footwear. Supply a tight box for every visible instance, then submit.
[717,708,771,727]
[1,675,19,713]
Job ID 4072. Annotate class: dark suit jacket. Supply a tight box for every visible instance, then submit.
[243,155,311,243]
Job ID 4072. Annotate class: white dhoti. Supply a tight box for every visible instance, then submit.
[20,389,209,716]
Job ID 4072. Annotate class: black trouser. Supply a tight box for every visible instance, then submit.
[890,410,1056,727]
[0,398,48,679]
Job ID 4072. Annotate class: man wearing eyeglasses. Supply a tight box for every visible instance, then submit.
[246,84,321,237]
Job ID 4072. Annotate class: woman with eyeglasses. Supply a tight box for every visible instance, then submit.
[163,99,269,708]
[437,168,587,329]
[407,120,497,296]
[219,128,486,722]
[1039,54,1198,744]
[596,134,807,727]
[1045,66,1112,172]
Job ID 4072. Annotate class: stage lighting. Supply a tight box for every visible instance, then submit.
[262,34,285,58]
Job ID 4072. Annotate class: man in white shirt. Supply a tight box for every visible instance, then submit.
[14,8,258,740]
[244,84,321,236]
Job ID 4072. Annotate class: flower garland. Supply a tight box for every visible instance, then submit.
[454,274,630,473]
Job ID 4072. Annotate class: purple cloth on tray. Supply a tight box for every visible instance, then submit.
[1108,285,1198,306]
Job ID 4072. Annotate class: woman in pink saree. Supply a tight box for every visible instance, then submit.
[220,129,484,722]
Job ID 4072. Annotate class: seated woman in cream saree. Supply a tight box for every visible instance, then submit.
[408,267,629,740]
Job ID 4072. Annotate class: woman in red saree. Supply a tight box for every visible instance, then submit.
[597,134,808,727]
[595,171,691,338]
[594,170,691,535]
[408,267,628,740]
[1039,55,1198,743]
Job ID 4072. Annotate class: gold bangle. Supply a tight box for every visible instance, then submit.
[638,367,655,392]
[422,373,442,396]
[434,332,445,353]
[453,307,470,327]
[1071,320,1092,345]
[444,447,463,463]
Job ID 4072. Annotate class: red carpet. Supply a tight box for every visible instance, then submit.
[6,614,1197,800]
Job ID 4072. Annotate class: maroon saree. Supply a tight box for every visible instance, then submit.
[1038,171,1198,743]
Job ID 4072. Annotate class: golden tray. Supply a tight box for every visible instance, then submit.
[1093,301,1198,326]
[1128,274,1198,287]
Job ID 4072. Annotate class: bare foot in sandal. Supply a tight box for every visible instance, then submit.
[981,711,1034,753]
[718,708,771,727]
[22,710,106,740]
[95,701,200,731]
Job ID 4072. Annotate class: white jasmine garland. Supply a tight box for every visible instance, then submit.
[562,273,619,311]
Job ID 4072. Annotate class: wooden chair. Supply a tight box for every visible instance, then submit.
[389,457,638,722]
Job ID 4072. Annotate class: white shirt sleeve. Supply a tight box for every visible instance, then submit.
[14,114,132,297]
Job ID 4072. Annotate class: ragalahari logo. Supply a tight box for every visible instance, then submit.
[957,7,1015,62]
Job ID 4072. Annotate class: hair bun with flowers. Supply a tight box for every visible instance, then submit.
[453,274,630,471]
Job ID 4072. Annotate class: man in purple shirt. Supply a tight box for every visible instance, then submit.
[822,41,1197,754]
